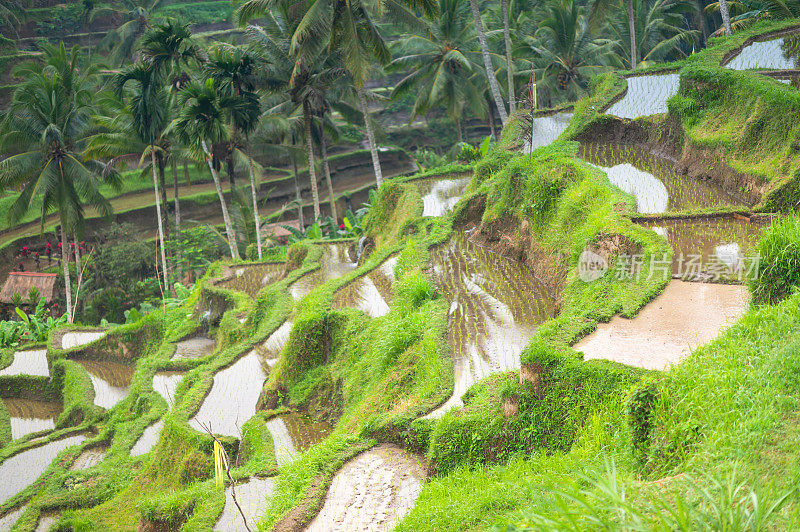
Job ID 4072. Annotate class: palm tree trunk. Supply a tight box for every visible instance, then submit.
[157,154,170,245]
[151,149,169,291]
[72,239,82,321]
[719,0,733,35]
[246,138,262,260]
[456,115,464,143]
[303,103,321,223]
[291,153,305,230]
[319,130,338,223]
[357,88,383,187]
[172,157,182,282]
[627,0,637,68]
[469,0,508,125]
[202,140,240,260]
[60,224,72,322]
[502,0,515,113]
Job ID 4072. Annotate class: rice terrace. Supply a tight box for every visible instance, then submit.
[4,0,800,530]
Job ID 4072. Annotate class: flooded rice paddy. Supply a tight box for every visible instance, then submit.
[646,216,767,280]
[266,412,333,467]
[331,255,398,318]
[0,506,25,530]
[306,444,426,532]
[217,263,284,298]
[260,321,292,365]
[417,175,471,217]
[524,112,573,152]
[0,434,86,504]
[4,398,60,440]
[152,370,184,405]
[70,447,106,470]
[426,233,554,417]
[0,349,49,377]
[580,144,742,214]
[575,280,747,370]
[605,74,679,119]
[172,336,216,359]
[130,420,164,457]
[191,350,267,437]
[725,33,800,70]
[214,476,276,532]
[289,244,357,300]
[60,331,107,350]
[74,359,134,410]
[35,511,59,531]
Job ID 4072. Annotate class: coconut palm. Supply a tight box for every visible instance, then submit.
[502,0,515,112]
[390,0,487,142]
[706,0,800,32]
[92,0,169,65]
[469,0,508,125]
[171,79,241,260]
[139,20,201,269]
[139,19,201,87]
[246,14,345,224]
[236,0,438,188]
[0,43,119,322]
[113,62,171,290]
[606,0,698,69]
[521,0,613,105]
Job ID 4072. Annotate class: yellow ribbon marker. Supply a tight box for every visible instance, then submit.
[532,83,537,111]
[213,440,226,489]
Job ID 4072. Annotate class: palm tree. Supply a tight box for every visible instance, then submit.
[236,0,438,188]
[469,0,508,124]
[171,79,241,260]
[521,0,612,105]
[0,43,119,322]
[606,0,697,69]
[113,62,171,290]
[139,20,201,272]
[390,0,487,142]
[719,0,733,34]
[502,0,515,113]
[92,0,169,65]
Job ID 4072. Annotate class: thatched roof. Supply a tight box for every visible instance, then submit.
[261,219,301,239]
[0,272,58,304]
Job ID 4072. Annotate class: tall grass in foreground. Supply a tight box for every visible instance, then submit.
[501,461,798,531]
[749,213,800,305]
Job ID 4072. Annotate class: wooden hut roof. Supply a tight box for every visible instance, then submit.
[261,219,301,238]
[0,272,57,303]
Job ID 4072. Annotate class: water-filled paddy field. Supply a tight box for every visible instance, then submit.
[524,112,573,152]
[725,33,800,70]
[426,233,554,417]
[580,143,743,213]
[605,73,679,119]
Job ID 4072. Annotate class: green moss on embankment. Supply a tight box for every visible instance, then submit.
[0,396,10,446]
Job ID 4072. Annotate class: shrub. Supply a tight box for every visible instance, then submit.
[749,214,800,305]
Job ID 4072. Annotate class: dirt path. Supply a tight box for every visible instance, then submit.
[306,444,426,532]
[575,280,747,370]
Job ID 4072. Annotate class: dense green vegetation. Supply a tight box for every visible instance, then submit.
[5,0,800,531]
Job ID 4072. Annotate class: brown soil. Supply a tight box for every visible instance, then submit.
[466,214,567,305]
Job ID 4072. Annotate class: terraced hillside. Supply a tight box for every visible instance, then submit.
[5,21,800,532]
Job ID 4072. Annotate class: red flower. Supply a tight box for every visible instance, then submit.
[339,224,345,230]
